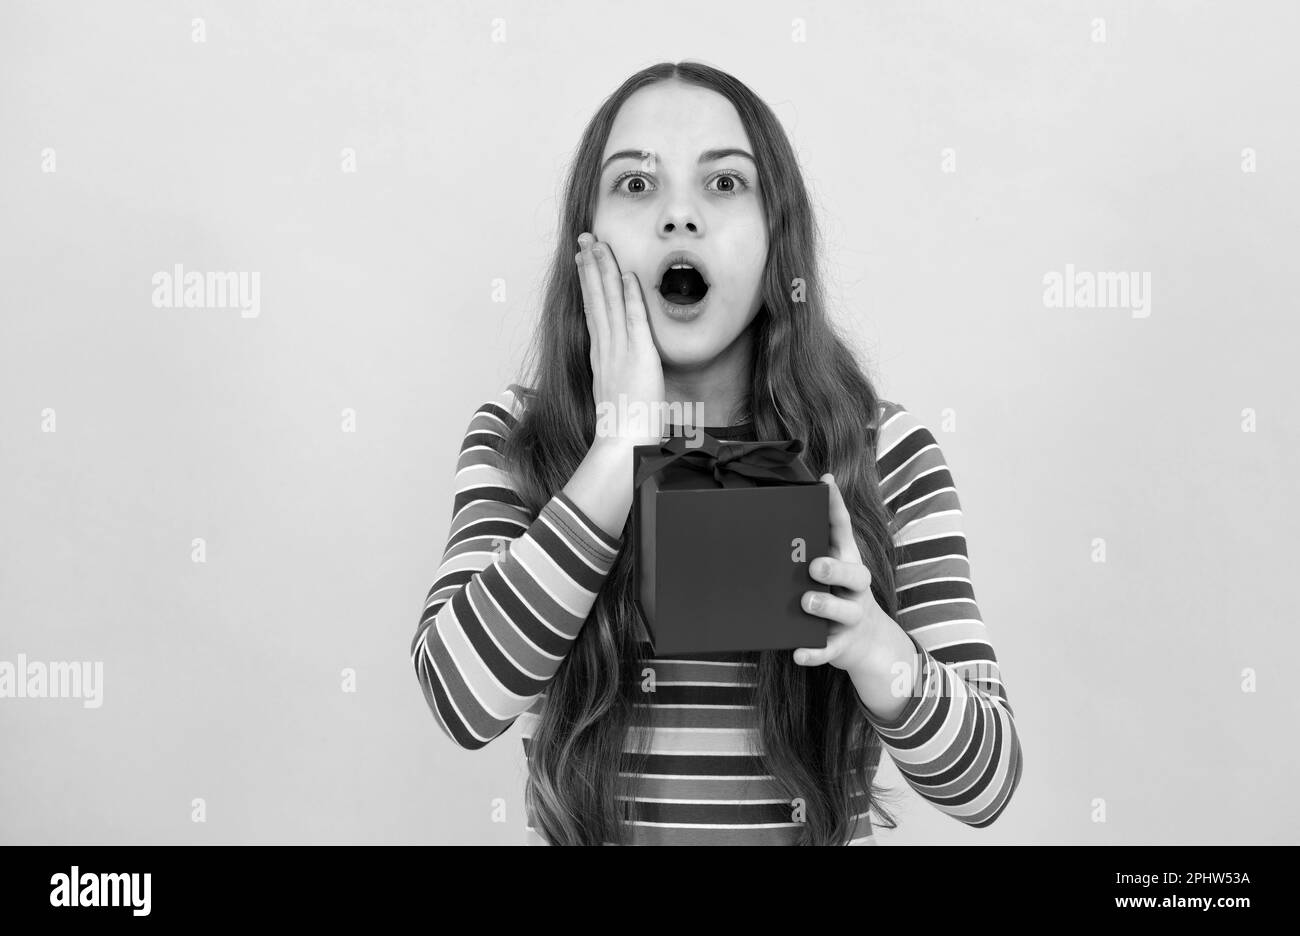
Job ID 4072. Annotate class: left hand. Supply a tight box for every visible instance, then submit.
[793,473,892,674]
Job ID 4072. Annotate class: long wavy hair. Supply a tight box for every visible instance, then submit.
[503,61,904,845]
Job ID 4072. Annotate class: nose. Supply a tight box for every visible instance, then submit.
[659,195,700,234]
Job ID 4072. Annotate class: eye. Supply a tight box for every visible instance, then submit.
[709,170,751,195]
[609,172,653,196]
[608,170,752,198]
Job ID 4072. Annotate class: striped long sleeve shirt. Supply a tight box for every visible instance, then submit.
[411,385,1024,844]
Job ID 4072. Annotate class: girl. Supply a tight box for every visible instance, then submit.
[412,61,1023,845]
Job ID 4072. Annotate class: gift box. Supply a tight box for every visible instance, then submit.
[631,433,831,656]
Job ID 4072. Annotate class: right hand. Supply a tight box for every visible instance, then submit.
[576,231,667,449]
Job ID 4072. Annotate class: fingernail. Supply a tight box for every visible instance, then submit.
[592,244,605,259]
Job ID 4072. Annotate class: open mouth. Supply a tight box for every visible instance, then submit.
[659,266,710,305]
[655,251,712,306]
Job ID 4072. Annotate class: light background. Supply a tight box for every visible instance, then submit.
[1,0,1297,844]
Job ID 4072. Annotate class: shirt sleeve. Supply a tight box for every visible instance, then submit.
[858,401,1024,827]
[410,386,624,749]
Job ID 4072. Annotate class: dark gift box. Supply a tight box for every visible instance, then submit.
[631,433,831,656]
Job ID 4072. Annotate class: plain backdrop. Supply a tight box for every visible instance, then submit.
[1,0,1297,844]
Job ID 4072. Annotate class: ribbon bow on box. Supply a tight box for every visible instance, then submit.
[633,433,820,489]
[630,431,830,654]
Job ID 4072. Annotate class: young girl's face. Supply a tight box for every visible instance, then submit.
[593,81,767,370]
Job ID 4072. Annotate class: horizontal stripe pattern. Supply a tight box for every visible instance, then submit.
[409,391,622,750]
[864,403,1024,827]
[413,386,1023,842]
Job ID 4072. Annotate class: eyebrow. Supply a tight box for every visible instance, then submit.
[600,148,756,174]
